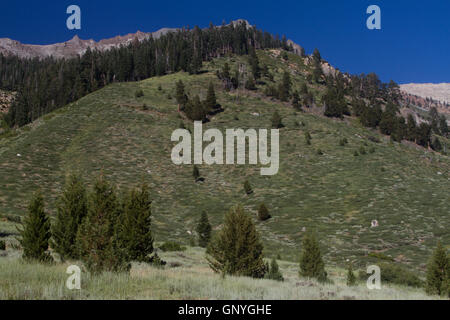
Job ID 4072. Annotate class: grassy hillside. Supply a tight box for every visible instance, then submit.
[0,50,449,274]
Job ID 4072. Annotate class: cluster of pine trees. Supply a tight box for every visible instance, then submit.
[18,174,159,273]
[1,21,291,128]
[176,80,221,121]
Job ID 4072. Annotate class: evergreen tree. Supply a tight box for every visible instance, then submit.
[346,263,357,286]
[18,191,52,263]
[312,49,323,83]
[292,91,301,110]
[249,46,261,80]
[52,174,87,261]
[257,203,271,221]
[196,211,212,248]
[193,165,201,181]
[207,205,267,278]
[265,258,284,282]
[271,111,284,129]
[245,77,257,91]
[205,82,217,111]
[76,175,129,273]
[426,241,449,296]
[299,232,327,282]
[175,80,188,110]
[120,183,154,262]
[243,180,253,195]
[185,95,207,121]
[278,71,291,101]
[406,114,417,142]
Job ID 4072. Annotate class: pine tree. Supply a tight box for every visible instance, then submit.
[193,165,201,181]
[175,80,188,110]
[196,211,212,248]
[76,175,129,273]
[271,111,284,129]
[52,174,87,261]
[278,71,291,101]
[206,205,267,278]
[265,258,284,281]
[426,241,449,296]
[346,263,357,286]
[257,203,271,221]
[299,232,327,282]
[18,191,53,263]
[249,46,261,80]
[243,180,253,195]
[292,91,301,110]
[205,82,217,111]
[120,183,154,262]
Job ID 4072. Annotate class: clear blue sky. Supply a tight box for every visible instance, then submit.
[0,0,449,84]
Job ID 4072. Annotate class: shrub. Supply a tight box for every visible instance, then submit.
[243,180,253,195]
[159,241,186,252]
[339,138,348,146]
[257,203,271,221]
[0,240,5,251]
[346,263,357,286]
[271,111,284,129]
[317,149,324,156]
[359,146,367,155]
[265,258,284,282]
[135,89,144,98]
[142,104,149,111]
[207,205,266,278]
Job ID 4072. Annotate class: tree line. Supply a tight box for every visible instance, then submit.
[1,21,292,128]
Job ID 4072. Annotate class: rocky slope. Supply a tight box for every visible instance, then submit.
[0,28,177,59]
[401,83,450,114]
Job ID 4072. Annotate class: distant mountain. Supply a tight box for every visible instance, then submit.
[0,28,177,59]
[400,83,450,112]
[0,20,304,61]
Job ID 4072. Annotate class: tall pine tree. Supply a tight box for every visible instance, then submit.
[196,211,212,248]
[52,174,88,261]
[299,232,327,282]
[207,205,266,278]
[18,191,53,263]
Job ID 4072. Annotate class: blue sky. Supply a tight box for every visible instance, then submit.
[0,0,449,84]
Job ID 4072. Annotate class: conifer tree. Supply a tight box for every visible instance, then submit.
[18,191,52,263]
[207,205,266,278]
[249,46,261,80]
[52,174,87,261]
[76,175,129,273]
[175,80,188,110]
[205,82,217,111]
[346,263,357,286]
[299,232,327,282]
[193,165,201,181]
[426,241,449,296]
[278,71,291,101]
[257,203,271,221]
[271,111,284,129]
[196,211,212,248]
[243,180,253,195]
[265,258,284,281]
[292,91,301,110]
[120,183,154,262]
